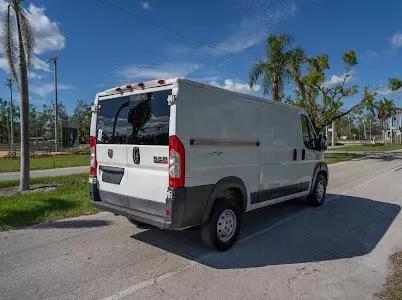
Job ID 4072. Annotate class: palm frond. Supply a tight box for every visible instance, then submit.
[19,9,35,70]
[2,4,19,87]
[248,61,264,89]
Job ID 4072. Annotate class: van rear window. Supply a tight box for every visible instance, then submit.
[96,89,171,145]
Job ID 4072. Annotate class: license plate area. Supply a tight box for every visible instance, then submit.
[100,165,124,184]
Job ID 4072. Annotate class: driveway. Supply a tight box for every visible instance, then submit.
[1,153,402,299]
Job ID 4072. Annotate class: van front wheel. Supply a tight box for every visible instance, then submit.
[201,198,242,251]
[307,173,327,206]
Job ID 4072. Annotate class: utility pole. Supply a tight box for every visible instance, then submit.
[48,57,58,151]
[363,119,366,140]
[4,98,10,147]
[5,79,13,147]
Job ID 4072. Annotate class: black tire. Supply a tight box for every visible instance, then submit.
[307,173,327,207]
[126,217,147,227]
[201,197,242,251]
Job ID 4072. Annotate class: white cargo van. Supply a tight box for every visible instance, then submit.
[89,78,328,250]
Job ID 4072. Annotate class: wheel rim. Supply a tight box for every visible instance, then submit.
[316,179,325,202]
[216,209,237,242]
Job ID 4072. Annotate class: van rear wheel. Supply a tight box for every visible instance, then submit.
[307,173,327,206]
[201,198,242,251]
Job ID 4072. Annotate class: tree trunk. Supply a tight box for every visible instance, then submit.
[15,9,30,191]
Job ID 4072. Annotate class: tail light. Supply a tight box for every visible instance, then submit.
[169,135,185,188]
[89,136,97,176]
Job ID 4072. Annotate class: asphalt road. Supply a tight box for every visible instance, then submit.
[1,153,402,299]
[0,166,87,181]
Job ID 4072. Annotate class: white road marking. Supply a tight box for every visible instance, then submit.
[101,263,196,300]
[101,162,402,300]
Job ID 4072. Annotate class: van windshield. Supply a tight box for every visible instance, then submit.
[96,89,171,145]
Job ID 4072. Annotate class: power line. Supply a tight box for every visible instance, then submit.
[96,0,235,57]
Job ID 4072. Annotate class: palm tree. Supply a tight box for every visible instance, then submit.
[2,0,35,191]
[249,34,304,102]
[377,98,396,144]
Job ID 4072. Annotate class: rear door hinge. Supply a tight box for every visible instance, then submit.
[167,94,177,105]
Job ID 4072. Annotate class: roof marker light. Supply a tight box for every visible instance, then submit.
[158,79,165,85]
[138,82,145,89]
[115,87,122,93]
[126,84,133,90]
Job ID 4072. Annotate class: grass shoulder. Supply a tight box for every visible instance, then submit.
[377,251,402,299]
[337,143,402,152]
[0,154,89,173]
[325,153,363,164]
[0,173,97,231]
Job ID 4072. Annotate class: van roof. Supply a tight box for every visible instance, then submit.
[97,77,305,114]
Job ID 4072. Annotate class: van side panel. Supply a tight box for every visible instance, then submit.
[175,81,260,209]
[253,106,300,208]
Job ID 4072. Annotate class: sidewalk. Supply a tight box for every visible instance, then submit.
[0,166,87,182]
[325,149,402,155]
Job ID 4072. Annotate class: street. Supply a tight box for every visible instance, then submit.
[1,152,402,299]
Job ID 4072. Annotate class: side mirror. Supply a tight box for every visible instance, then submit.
[319,135,327,151]
[313,135,327,151]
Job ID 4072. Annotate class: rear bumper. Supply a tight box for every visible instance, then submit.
[89,177,213,230]
[91,200,172,229]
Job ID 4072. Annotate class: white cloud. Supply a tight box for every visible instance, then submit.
[31,83,75,99]
[0,1,65,54]
[27,4,65,54]
[377,87,402,97]
[0,57,7,72]
[209,79,260,94]
[140,1,151,10]
[323,73,353,88]
[0,54,50,75]
[32,57,51,72]
[364,49,378,57]
[0,1,64,80]
[390,31,402,48]
[28,72,44,80]
[205,0,297,55]
[116,63,201,80]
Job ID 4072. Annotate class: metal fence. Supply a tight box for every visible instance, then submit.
[0,142,89,158]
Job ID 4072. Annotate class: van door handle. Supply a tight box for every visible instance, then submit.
[293,149,297,161]
[133,147,140,164]
[302,149,306,160]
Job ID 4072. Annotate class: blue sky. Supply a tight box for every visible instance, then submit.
[0,0,401,114]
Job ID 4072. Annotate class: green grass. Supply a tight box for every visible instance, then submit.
[0,173,97,231]
[337,143,402,152]
[0,154,89,173]
[325,153,363,164]
[377,251,402,299]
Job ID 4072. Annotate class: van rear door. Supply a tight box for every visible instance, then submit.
[125,89,172,217]
[96,95,130,207]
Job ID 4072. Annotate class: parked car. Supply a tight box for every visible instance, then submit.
[89,78,328,251]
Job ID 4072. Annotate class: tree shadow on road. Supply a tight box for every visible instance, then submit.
[354,153,402,162]
[131,194,400,269]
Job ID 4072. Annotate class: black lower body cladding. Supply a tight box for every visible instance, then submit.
[166,184,214,229]
[89,180,214,230]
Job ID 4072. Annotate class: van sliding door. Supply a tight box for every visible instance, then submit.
[256,106,300,204]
